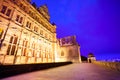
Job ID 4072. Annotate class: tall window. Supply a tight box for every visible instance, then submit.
[6,9,11,16]
[49,36,51,41]
[40,30,43,35]
[45,33,48,39]
[39,45,41,58]
[36,50,40,58]
[32,42,35,57]
[21,39,28,56]
[16,15,20,22]
[34,26,38,32]
[61,51,64,56]
[26,21,31,29]
[20,3,26,11]
[1,5,7,14]
[16,15,23,24]
[26,21,29,27]
[1,5,12,17]
[29,23,31,28]
[7,35,18,55]
[19,17,23,23]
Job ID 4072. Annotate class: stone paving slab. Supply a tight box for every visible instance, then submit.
[2,63,120,80]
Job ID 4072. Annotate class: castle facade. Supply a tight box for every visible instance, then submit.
[0,0,81,65]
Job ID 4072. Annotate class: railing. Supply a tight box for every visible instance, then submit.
[92,61,120,72]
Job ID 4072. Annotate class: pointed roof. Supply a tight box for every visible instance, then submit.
[88,53,95,57]
[38,4,50,21]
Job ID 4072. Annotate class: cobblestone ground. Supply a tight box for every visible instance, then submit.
[2,63,120,80]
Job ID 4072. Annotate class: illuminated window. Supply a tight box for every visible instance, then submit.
[40,30,43,35]
[39,51,41,58]
[23,6,25,10]
[20,3,26,11]
[34,26,38,32]
[16,15,23,24]
[29,23,31,28]
[26,22,29,28]
[31,42,36,57]
[29,11,34,17]
[16,15,20,22]
[20,3,23,7]
[47,54,50,58]
[21,39,28,56]
[49,36,51,40]
[1,5,7,14]
[1,5,12,17]
[29,11,31,14]
[26,21,31,28]
[36,51,40,57]
[7,35,18,55]
[19,17,23,23]
[45,33,47,39]
[26,21,29,27]
[6,9,11,16]
[61,51,64,56]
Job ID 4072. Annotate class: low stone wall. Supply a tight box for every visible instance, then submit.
[0,62,72,79]
[92,61,120,72]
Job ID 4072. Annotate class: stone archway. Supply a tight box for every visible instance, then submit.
[88,59,91,63]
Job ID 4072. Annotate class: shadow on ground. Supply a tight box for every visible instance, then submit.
[0,62,72,79]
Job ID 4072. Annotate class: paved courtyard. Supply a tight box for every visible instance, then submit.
[2,63,120,80]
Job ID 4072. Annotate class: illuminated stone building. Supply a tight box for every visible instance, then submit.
[0,0,81,65]
[88,53,96,63]
[56,36,81,63]
[0,0,56,64]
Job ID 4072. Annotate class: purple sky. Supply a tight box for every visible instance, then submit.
[32,0,120,60]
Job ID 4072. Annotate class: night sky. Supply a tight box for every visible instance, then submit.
[32,0,120,60]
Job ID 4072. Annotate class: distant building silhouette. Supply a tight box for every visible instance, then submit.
[88,53,96,63]
[56,36,81,63]
[81,55,87,62]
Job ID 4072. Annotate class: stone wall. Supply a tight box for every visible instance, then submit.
[56,44,81,63]
[56,36,81,63]
[92,61,120,72]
